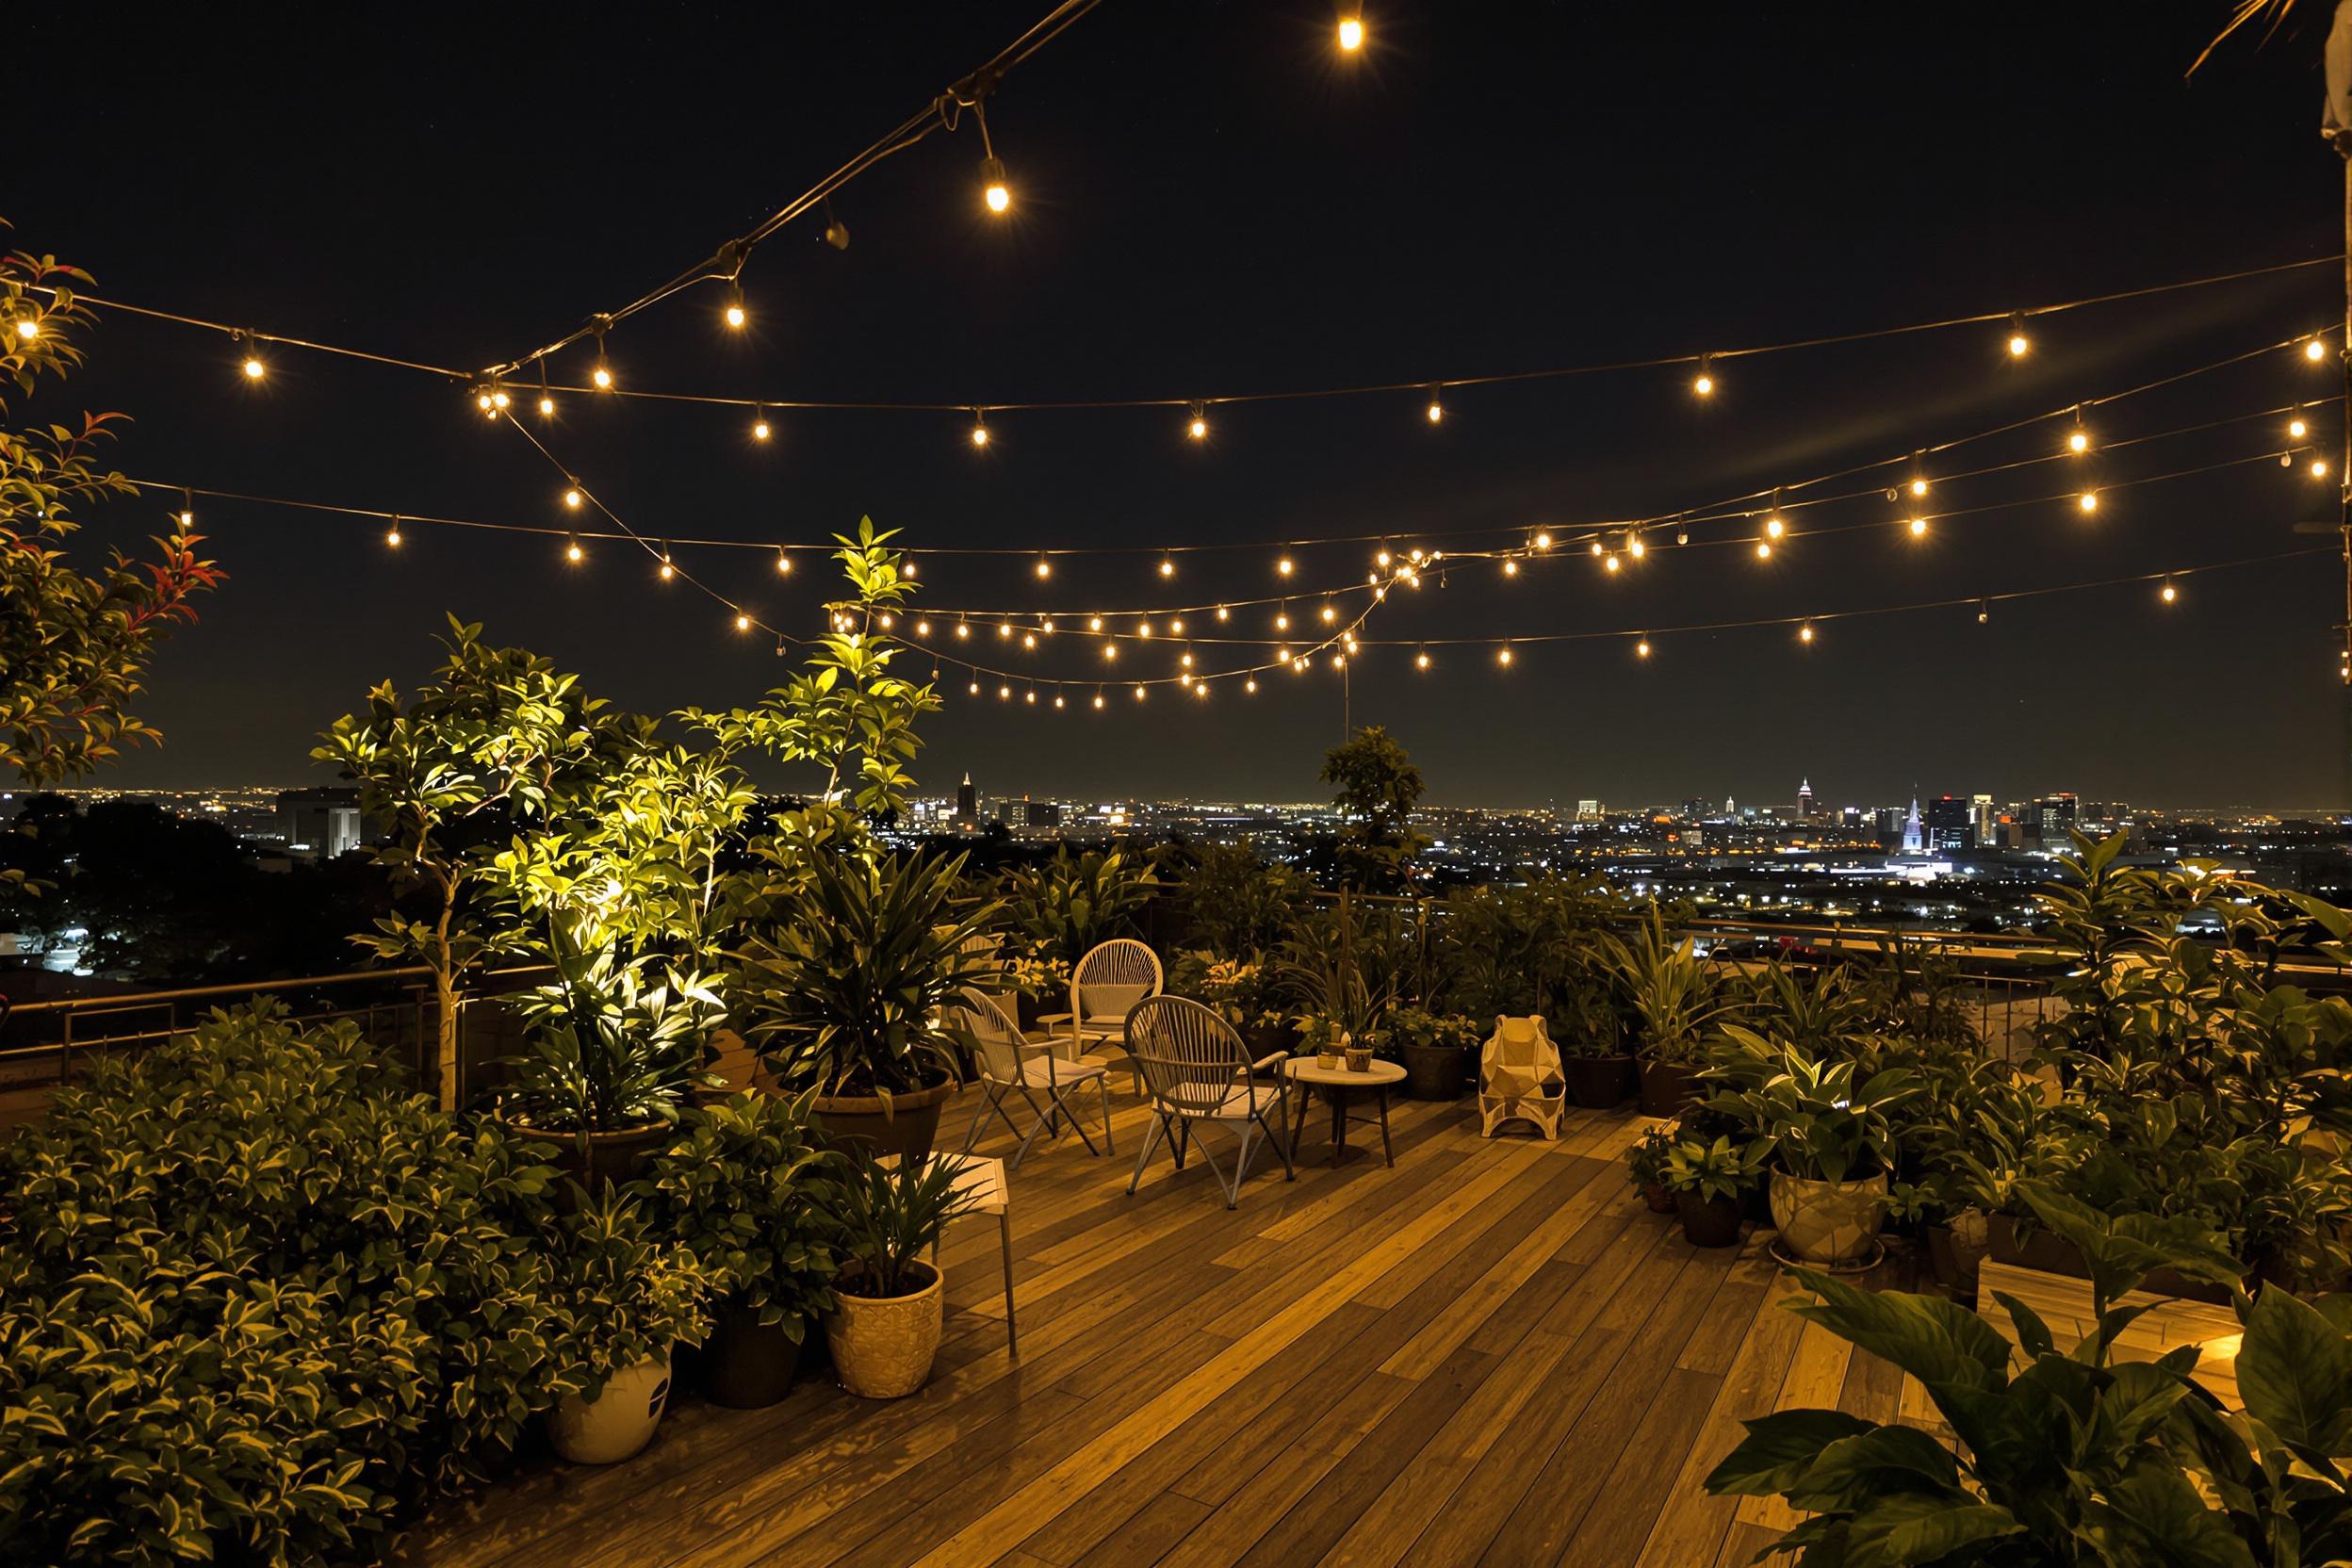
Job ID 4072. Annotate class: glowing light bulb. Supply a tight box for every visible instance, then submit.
[981,156,1012,214]
[1416,649,1430,670]
[2310,337,2330,362]
[1054,694,1066,709]
[1244,678,1257,694]
[538,394,555,416]
[752,413,771,441]
[2078,491,2099,514]
[1798,623,1815,644]
[735,613,751,631]
[1533,531,1552,550]
[1088,615,1103,631]
[385,524,402,547]
[1093,693,1105,710]
[1035,557,1052,579]
[1320,603,1337,623]
[2068,429,2090,454]
[1275,612,1290,631]
[914,619,930,636]
[1589,541,1603,557]
[1338,14,1364,50]
[1627,535,1645,559]
[1022,632,1037,649]
[593,363,612,389]
[1042,618,1055,633]
[1764,514,1786,540]
[1908,515,1928,537]
[1693,368,1715,398]
[998,622,1015,639]
[1170,617,1185,634]
[1188,415,1207,440]
[1909,477,1928,498]
[971,419,991,448]
[1194,681,1209,699]
[2292,417,2311,439]
[1497,645,1513,666]
[1278,556,1294,576]
[659,555,675,581]
[14,318,38,340]
[726,301,746,330]
[2007,331,2030,358]
[1137,621,1152,638]
[564,487,583,509]
[1216,606,1230,622]
[969,679,981,695]
[1134,685,1146,702]
[1426,398,1445,424]
[491,389,510,410]
[242,353,266,380]
[2317,458,2334,480]
[1603,554,1622,574]
[1756,541,1773,560]
[776,550,792,574]
[1503,560,1519,576]
[1103,643,1119,662]
[1160,558,1176,578]
[565,537,583,564]
[999,684,1012,701]
[955,622,970,639]
[1635,638,1650,658]
[477,390,496,414]
[1025,689,1037,705]
[2161,580,2178,603]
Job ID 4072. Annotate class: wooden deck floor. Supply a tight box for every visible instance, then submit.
[399,1084,1911,1568]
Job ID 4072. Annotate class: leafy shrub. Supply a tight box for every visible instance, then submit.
[0,1004,568,1564]
[645,1090,844,1336]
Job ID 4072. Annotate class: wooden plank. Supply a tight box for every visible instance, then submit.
[1560,1364,1727,1567]
[1068,1492,1211,1568]
[1733,1316,1855,1534]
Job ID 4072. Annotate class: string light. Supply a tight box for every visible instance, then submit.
[999,683,1012,701]
[1692,356,1716,398]
[1194,680,1209,699]
[1034,556,1052,580]
[2309,336,2331,363]
[1589,540,1603,557]
[1338,11,1364,51]
[1274,607,1291,631]
[1798,621,1816,645]
[1635,636,1651,658]
[1021,631,1037,648]
[955,621,971,639]
[1025,688,1037,705]
[565,535,584,564]
[237,333,266,380]
[1764,514,1786,540]
[2007,314,2030,358]
[1133,685,1146,702]
[12,316,37,341]
[2314,457,2333,480]
[776,549,792,575]
[998,622,1015,639]
[1215,605,1230,622]
[1087,615,1103,631]
[385,517,402,547]
[1978,599,1989,624]
[914,619,930,636]
[658,546,676,581]
[1627,531,1646,560]
[725,285,747,331]
[1320,601,1338,623]
[1908,454,1929,498]
[1169,616,1185,633]
[1054,694,1066,709]
[2160,577,2179,604]
[1908,514,1929,537]
[2069,406,2092,454]
[1187,402,1208,441]
[2078,490,2099,514]
[1532,531,1552,551]
[1277,554,1295,577]
[1102,643,1118,662]
[1093,691,1105,710]
[1244,678,1257,693]
[1160,557,1176,578]
[969,678,981,695]
[1603,553,1622,574]
[735,612,751,631]
[564,485,583,510]
[1755,540,1773,560]
[1425,389,1446,424]
[1496,644,1513,666]
[1503,559,1519,577]
[2291,415,2311,440]
[1416,646,1430,670]
[971,411,991,448]
[752,406,772,441]
[1136,620,1153,638]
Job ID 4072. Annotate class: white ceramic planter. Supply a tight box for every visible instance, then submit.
[1769,1170,1889,1265]
[826,1262,944,1399]
[546,1353,672,1464]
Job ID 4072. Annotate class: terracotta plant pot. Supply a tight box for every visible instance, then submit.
[826,1261,945,1399]
[1315,1050,1344,1070]
[1561,1054,1637,1110]
[1642,1181,1676,1215]
[1638,1060,1703,1118]
[1676,1190,1744,1248]
[1768,1169,1889,1265]
[1345,1046,1374,1072]
[1400,1042,1468,1102]
[697,1305,803,1410]
[502,1118,678,1200]
[802,1081,956,1165]
[546,1353,672,1464]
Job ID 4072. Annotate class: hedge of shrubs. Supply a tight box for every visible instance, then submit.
[0,1003,732,1566]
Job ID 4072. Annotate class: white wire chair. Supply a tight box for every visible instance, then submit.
[953,988,1113,1170]
[1124,995,1294,1209]
[1478,1014,1566,1139]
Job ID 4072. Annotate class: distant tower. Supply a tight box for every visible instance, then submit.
[956,773,977,820]
[1901,794,1924,855]
[1797,778,1815,819]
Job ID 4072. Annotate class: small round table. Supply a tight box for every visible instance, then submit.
[1282,1057,1405,1168]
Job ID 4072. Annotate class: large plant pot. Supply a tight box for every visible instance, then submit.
[776,1078,954,1164]
[546,1354,672,1464]
[1561,1054,1637,1110]
[1639,1060,1703,1118]
[826,1262,944,1399]
[502,1118,678,1196]
[1985,1216,2236,1304]
[1676,1190,1744,1249]
[1399,1042,1468,1101]
[1769,1170,1889,1265]
[697,1305,803,1410]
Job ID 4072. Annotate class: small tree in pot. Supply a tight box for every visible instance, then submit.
[539,1186,720,1465]
[1602,902,1740,1116]
[731,847,1001,1163]
[825,1153,978,1399]
[645,1089,845,1409]
[1550,974,1635,1109]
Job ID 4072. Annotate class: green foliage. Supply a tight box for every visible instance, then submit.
[1000,844,1159,969]
[538,1185,720,1396]
[1169,949,1288,1029]
[0,233,220,787]
[732,847,1003,1099]
[0,1004,568,1564]
[1319,725,1428,892]
[1703,1025,1924,1183]
[1603,900,1740,1062]
[830,1153,978,1300]
[1626,1123,1677,1190]
[1435,875,1620,1020]
[1662,1135,1771,1202]
[1178,841,1310,957]
[1384,1004,1482,1053]
[645,1091,845,1334]
[499,913,725,1133]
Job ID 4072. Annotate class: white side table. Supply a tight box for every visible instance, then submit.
[1281,1057,1406,1168]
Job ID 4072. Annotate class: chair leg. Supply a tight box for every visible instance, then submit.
[1000,1209,1018,1354]
[962,1083,1005,1156]
[1227,1122,1257,1208]
[1126,1111,1168,1195]
[1267,1100,1296,1181]
[1099,1076,1116,1156]
[1173,1118,1190,1169]
[1054,1086,1102,1157]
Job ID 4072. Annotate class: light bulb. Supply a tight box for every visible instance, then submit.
[242,353,266,380]
[1532,531,1552,550]
[1160,558,1176,578]
[1137,621,1152,638]
[1054,694,1066,709]
[1589,541,1603,557]
[1497,645,1513,666]
[1025,689,1037,705]
[1103,643,1118,662]
[1187,416,1207,440]
[1041,618,1055,633]
[2161,580,2178,603]
[1277,555,1294,576]
[999,685,1012,701]
[2078,491,2099,514]
[998,622,1015,639]
[385,524,402,547]
[14,318,38,340]
[1134,686,1146,701]
[538,395,556,416]
[1693,370,1715,398]
[2310,337,2330,362]
[981,156,1011,215]
[593,363,613,389]
[1088,615,1103,631]
[1275,612,1290,631]
[969,680,981,695]
[1798,623,1815,644]
[2068,429,2090,453]
[1426,398,1444,424]
[955,622,971,639]
[565,537,584,564]
[1764,514,1786,540]
[2315,458,2332,480]
[735,613,751,631]
[564,487,582,509]
[1416,649,1430,669]
[914,619,930,636]
[1635,638,1650,658]
[1504,560,1519,576]
[1627,535,1645,559]
[1603,554,1622,574]
[1338,14,1364,50]
[1194,681,1209,699]
[1035,557,1052,579]
[2007,332,2030,358]
[1216,606,1230,621]
[659,556,675,581]
[1909,477,1928,498]
[1244,678,1257,694]
[2292,417,2311,439]
[776,551,792,574]
[1180,650,1193,668]
[753,414,771,441]
[1093,693,1105,710]
[1908,515,1928,537]
[726,300,746,331]
[1320,603,1337,623]
[1756,541,1773,560]
[1170,617,1184,633]
[972,419,991,448]
[1022,632,1037,649]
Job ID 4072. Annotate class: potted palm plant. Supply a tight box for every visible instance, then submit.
[1662,1135,1770,1248]
[1705,1025,1921,1266]
[645,1090,844,1409]
[825,1152,978,1399]
[1604,903,1740,1117]
[732,847,1002,1163]
[497,911,724,1189]
[541,1187,720,1464]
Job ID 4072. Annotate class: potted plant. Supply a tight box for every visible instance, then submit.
[1705,1025,1921,1266]
[541,1187,720,1465]
[1386,1005,1478,1101]
[1298,1012,1348,1070]
[1178,950,1297,1067]
[1662,1135,1770,1248]
[1602,903,1740,1117]
[731,846,1002,1164]
[1625,1123,1679,1214]
[645,1089,845,1409]
[497,914,724,1188]
[825,1152,978,1399]
[1550,979,1634,1109]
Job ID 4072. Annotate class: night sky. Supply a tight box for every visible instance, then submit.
[12,3,2349,811]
